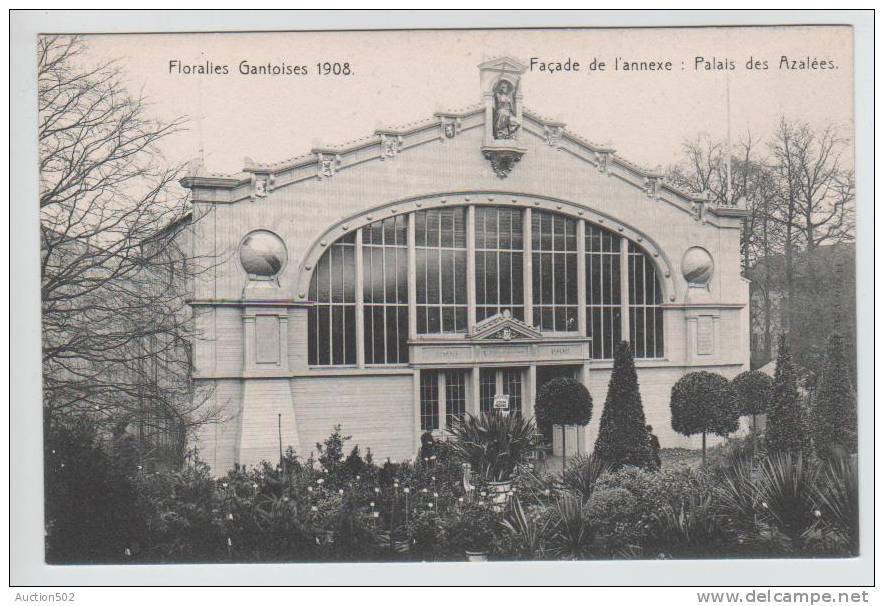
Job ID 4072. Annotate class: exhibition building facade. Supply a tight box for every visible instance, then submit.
[181,57,750,472]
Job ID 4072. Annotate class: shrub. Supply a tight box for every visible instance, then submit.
[561,453,609,503]
[766,335,812,455]
[811,334,857,458]
[594,342,656,470]
[732,370,774,433]
[586,487,639,549]
[670,371,739,463]
[649,491,732,557]
[591,465,707,551]
[443,502,500,554]
[405,509,447,560]
[755,452,821,542]
[813,454,858,554]
[136,459,225,562]
[250,494,315,561]
[498,497,553,560]
[711,450,759,534]
[45,421,146,563]
[326,498,384,561]
[445,412,536,482]
[547,494,596,559]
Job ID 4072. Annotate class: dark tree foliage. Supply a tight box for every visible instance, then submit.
[534,377,593,429]
[45,420,145,563]
[732,370,774,433]
[593,342,656,470]
[811,334,857,458]
[766,335,812,455]
[670,371,739,462]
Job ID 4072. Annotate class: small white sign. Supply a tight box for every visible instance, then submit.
[493,394,510,410]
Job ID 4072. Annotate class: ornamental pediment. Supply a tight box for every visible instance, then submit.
[477,56,528,74]
[470,311,542,341]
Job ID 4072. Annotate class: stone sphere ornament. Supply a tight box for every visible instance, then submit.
[681,246,714,286]
[240,230,287,278]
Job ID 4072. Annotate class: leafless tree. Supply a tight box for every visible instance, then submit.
[768,118,854,346]
[666,131,779,272]
[666,119,854,370]
[39,35,215,463]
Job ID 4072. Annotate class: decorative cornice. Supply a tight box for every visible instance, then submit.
[178,103,715,213]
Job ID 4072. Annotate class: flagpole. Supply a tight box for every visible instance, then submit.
[725,67,733,205]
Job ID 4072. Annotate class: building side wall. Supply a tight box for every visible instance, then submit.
[584,363,749,452]
[192,379,243,474]
[291,374,416,463]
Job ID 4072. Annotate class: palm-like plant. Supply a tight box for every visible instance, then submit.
[445,412,537,482]
[653,491,730,556]
[561,453,610,503]
[500,496,552,559]
[713,452,760,532]
[813,454,859,553]
[755,452,821,542]
[547,493,595,559]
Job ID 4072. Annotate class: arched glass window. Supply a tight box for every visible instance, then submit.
[363,216,409,364]
[307,233,357,366]
[307,203,665,367]
[475,207,524,321]
[532,210,578,332]
[415,208,467,334]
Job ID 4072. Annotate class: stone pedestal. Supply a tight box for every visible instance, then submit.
[552,424,587,458]
[237,279,301,467]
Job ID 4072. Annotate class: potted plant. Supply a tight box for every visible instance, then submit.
[444,502,499,561]
[535,377,593,474]
[445,412,536,509]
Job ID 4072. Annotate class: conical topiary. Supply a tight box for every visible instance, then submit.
[812,333,857,458]
[766,334,812,455]
[593,341,656,469]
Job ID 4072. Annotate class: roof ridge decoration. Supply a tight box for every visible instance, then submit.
[180,56,743,219]
[471,310,542,341]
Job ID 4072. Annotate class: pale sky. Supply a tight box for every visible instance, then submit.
[81,26,854,177]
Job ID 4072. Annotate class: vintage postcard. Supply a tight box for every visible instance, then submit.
[11,10,873,589]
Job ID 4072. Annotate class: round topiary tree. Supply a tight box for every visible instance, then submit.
[670,371,739,464]
[731,370,774,435]
[535,376,593,474]
[593,341,656,470]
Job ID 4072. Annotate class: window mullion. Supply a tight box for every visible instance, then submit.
[620,237,631,344]
[407,213,417,340]
[355,229,365,367]
[523,207,533,328]
[467,205,476,331]
[439,372,448,431]
[577,219,587,337]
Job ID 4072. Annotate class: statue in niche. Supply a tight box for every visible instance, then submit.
[492,80,520,140]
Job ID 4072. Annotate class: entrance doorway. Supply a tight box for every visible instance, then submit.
[479,367,524,415]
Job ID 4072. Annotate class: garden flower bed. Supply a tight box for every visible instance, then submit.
[44,424,858,564]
